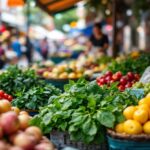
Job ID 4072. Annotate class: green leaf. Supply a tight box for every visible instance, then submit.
[97,111,115,128]
[42,112,53,125]
[82,118,97,136]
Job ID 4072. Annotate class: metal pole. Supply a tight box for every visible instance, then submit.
[26,0,30,35]
[112,0,117,57]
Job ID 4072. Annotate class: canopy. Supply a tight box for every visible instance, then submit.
[36,0,82,15]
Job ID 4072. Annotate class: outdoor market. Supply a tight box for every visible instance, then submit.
[0,0,150,150]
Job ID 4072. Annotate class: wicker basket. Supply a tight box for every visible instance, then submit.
[107,129,150,150]
[50,130,108,150]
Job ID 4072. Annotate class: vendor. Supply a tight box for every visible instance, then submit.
[87,23,109,55]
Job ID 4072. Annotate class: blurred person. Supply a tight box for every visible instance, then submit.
[0,42,5,69]
[40,37,49,60]
[87,23,109,55]
[11,36,22,58]
[25,36,33,63]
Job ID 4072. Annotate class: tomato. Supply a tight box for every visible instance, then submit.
[7,95,13,101]
[120,77,127,85]
[134,74,140,81]
[115,71,122,79]
[0,90,4,97]
[99,78,105,85]
[112,74,119,81]
[127,72,134,81]
[105,76,112,83]
[3,93,9,99]
[105,71,113,77]
[118,85,125,91]
[125,82,132,88]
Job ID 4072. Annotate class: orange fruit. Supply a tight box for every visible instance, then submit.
[123,106,137,120]
[115,123,124,133]
[143,121,150,134]
[139,97,150,107]
[133,109,149,124]
[124,120,142,135]
[138,104,149,112]
[146,93,150,98]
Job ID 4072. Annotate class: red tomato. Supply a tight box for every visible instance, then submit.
[7,95,13,101]
[127,72,134,81]
[115,71,122,79]
[118,85,125,91]
[112,74,119,81]
[3,93,9,99]
[105,71,113,77]
[120,77,128,85]
[125,82,132,88]
[99,78,105,85]
[105,76,112,83]
[0,90,4,97]
[134,74,140,81]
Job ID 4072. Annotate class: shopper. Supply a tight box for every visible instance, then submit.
[40,37,49,60]
[87,23,109,55]
[11,36,22,58]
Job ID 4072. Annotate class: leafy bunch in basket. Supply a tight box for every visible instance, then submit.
[0,66,61,110]
[106,53,150,75]
[30,79,143,144]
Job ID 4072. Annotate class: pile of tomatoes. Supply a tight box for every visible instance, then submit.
[96,71,140,91]
[0,90,13,102]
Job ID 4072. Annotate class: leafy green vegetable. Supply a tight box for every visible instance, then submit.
[106,53,150,75]
[30,78,141,144]
[0,66,61,110]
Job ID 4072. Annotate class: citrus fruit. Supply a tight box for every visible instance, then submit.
[123,106,137,119]
[115,123,124,133]
[138,104,149,112]
[133,109,149,124]
[124,120,142,134]
[143,121,150,134]
[139,97,150,107]
[146,93,150,98]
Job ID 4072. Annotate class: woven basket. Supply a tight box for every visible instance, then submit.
[107,129,150,150]
[50,130,108,150]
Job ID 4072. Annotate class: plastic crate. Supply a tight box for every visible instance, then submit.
[107,136,150,150]
[50,130,108,150]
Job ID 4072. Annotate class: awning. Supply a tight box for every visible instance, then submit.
[36,0,82,15]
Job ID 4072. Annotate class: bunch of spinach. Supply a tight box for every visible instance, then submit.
[12,84,61,110]
[107,53,150,75]
[30,79,141,144]
[0,66,40,97]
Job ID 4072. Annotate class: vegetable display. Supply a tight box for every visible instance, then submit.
[115,93,150,135]
[106,53,150,75]
[97,71,140,91]
[0,66,61,110]
[133,82,150,94]
[30,79,142,144]
[0,100,56,150]
[12,84,61,110]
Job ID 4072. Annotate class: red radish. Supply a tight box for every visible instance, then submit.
[0,112,20,134]
[115,71,122,79]
[105,71,113,77]
[118,85,125,91]
[134,73,140,80]
[125,82,132,88]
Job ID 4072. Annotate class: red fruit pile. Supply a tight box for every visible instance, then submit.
[97,71,140,91]
[0,90,13,102]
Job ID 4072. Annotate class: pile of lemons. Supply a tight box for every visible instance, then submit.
[115,93,150,135]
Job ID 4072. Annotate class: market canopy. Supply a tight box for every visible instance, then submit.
[36,0,82,15]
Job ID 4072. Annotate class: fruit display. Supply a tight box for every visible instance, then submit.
[115,93,150,135]
[106,52,150,75]
[42,62,93,79]
[0,90,13,102]
[0,100,55,150]
[30,79,142,144]
[96,71,140,91]
[0,66,61,110]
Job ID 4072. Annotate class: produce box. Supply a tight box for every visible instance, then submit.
[107,130,150,150]
[50,131,108,150]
